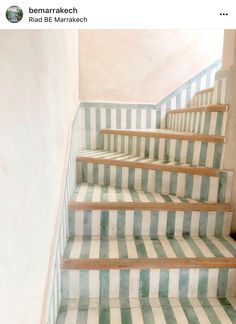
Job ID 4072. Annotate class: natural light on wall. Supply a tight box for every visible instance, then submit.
[79,29,224,103]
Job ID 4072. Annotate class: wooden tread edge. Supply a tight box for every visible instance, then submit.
[68,201,232,212]
[194,87,214,96]
[100,129,225,143]
[167,104,228,114]
[62,257,236,269]
[77,156,220,177]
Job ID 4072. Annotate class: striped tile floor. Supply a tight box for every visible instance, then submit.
[100,131,224,168]
[77,150,218,169]
[64,236,236,259]
[57,297,236,323]
[77,149,220,175]
[76,150,223,202]
[55,93,236,323]
[72,183,209,204]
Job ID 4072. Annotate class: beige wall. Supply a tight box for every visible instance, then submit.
[221,30,236,232]
[0,30,78,324]
[79,30,223,103]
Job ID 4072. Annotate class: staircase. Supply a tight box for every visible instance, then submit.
[56,89,236,323]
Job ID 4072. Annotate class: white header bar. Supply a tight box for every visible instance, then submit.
[0,0,235,29]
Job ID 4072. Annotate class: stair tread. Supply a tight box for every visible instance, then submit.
[71,183,205,204]
[57,297,236,323]
[103,128,222,135]
[63,235,236,260]
[70,184,231,212]
[78,150,220,176]
[167,104,228,114]
[101,128,225,143]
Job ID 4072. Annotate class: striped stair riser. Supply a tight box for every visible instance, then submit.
[166,111,227,136]
[78,106,164,150]
[100,134,223,168]
[79,106,162,130]
[68,210,232,238]
[78,109,227,153]
[78,63,224,152]
[79,128,102,151]
[212,76,228,105]
[57,297,236,324]
[218,171,234,203]
[61,268,236,299]
[192,75,228,107]
[76,161,220,202]
[191,91,214,106]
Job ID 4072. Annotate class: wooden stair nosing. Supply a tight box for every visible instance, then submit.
[77,155,220,177]
[167,104,228,114]
[101,129,225,143]
[193,87,214,96]
[68,201,232,212]
[62,257,236,270]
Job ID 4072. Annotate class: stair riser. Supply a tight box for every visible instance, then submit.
[79,105,161,130]
[166,111,227,136]
[77,161,219,202]
[218,171,234,203]
[61,268,236,298]
[100,134,223,168]
[192,91,214,106]
[57,297,236,324]
[78,105,163,150]
[68,210,232,238]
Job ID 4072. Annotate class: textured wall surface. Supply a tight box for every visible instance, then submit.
[0,30,78,324]
[79,30,223,103]
[221,30,236,232]
[46,110,81,324]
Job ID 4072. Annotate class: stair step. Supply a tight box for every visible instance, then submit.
[167,104,228,113]
[166,104,228,136]
[63,236,236,262]
[76,150,225,202]
[61,267,236,299]
[63,257,236,270]
[68,210,232,237]
[57,297,236,323]
[100,129,224,168]
[101,129,225,143]
[192,87,214,106]
[77,150,220,176]
[69,184,231,212]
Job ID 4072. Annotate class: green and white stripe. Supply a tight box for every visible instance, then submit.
[72,183,212,204]
[192,70,229,107]
[72,182,232,205]
[68,210,232,238]
[100,133,224,169]
[53,60,236,324]
[191,90,214,106]
[64,236,236,259]
[212,70,229,105]
[218,171,234,203]
[58,297,236,324]
[166,110,227,136]
[76,153,221,202]
[57,297,236,324]
[78,61,221,151]
[61,268,236,299]
[78,104,161,151]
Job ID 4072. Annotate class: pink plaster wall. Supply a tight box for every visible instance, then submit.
[79,29,223,103]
